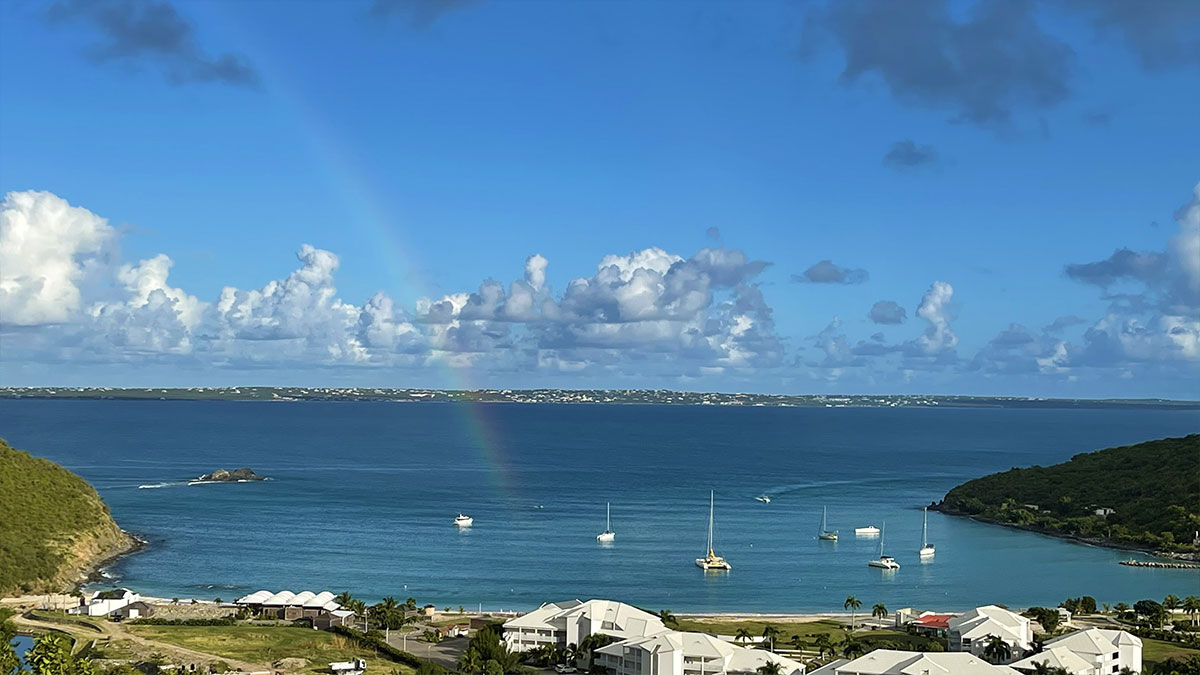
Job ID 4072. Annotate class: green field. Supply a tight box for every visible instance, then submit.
[1142,637,1200,666]
[127,625,415,674]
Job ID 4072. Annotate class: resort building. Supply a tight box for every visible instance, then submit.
[808,651,1020,674]
[1009,628,1142,675]
[69,588,141,617]
[594,630,806,675]
[234,590,347,621]
[503,600,666,653]
[893,609,954,638]
[948,605,1034,660]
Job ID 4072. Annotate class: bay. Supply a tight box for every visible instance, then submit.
[2,399,1197,612]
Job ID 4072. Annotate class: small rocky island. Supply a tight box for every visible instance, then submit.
[194,467,268,482]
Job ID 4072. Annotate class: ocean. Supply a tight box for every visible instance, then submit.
[3,399,1197,613]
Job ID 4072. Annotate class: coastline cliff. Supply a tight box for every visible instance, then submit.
[0,437,135,595]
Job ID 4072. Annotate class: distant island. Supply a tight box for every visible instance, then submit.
[1,386,1198,410]
[0,437,136,595]
[934,434,1200,559]
[194,467,267,483]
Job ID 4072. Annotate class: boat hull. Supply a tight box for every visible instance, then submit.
[868,559,900,569]
[919,546,935,557]
[597,532,615,542]
[854,527,880,536]
[819,532,838,541]
[696,558,732,570]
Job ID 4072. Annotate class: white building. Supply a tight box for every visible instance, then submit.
[1010,628,1142,675]
[504,599,666,653]
[595,630,805,675]
[69,588,140,616]
[808,650,1020,675]
[234,589,344,619]
[948,606,1034,660]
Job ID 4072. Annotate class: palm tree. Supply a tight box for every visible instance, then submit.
[335,592,355,606]
[841,637,865,659]
[813,634,834,660]
[761,625,781,652]
[1029,662,1071,675]
[458,650,482,674]
[406,597,418,610]
[734,628,753,646]
[844,596,862,630]
[1164,594,1182,625]
[658,610,678,628]
[1113,602,1130,619]
[755,662,782,675]
[788,635,804,652]
[347,599,368,630]
[1183,595,1200,626]
[872,604,888,622]
[982,635,1012,664]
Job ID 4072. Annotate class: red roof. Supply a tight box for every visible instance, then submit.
[915,614,953,628]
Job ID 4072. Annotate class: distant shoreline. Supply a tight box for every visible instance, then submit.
[2,387,1198,410]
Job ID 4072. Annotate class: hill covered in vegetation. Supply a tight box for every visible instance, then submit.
[936,435,1200,556]
[0,438,133,594]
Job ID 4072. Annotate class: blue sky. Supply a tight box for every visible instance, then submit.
[1,0,1198,397]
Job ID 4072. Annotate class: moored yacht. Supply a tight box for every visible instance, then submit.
[454,513,474,527]
[920,507,935,558]
[868,522,900,569]
[855,525,881,536]
[818,506,838,540]
[695,490,731,571]
[755,495,771,504]
[597,502,615,542]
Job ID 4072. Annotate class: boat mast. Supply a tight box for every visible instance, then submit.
[922,508,928,547]
[707,490,715,555]
[879,521,886,557]
[821,506,827,533]
[606,502,611,532]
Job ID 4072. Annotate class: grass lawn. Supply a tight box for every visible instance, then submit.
[127,625,415,674]
[1143,637,1200,666]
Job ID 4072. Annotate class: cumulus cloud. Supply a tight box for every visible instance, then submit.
[46,0,258,87]
[868,300,906,324]
[793,259,869,285]
[0,191,119,325]
[882,140,938,170]
[911,281,957,356]
[1054,0,1200,71]
[805,0,1074,126]
[1064,248,1167,286]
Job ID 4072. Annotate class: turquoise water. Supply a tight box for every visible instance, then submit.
[2,400,1197,612]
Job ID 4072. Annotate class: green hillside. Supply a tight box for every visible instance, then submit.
[0,438,133,594]
[937,435,1200,554]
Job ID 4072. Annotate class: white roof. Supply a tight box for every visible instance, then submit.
[949,605,1030,647]
[1042,628,1141,656]
[829,650,1021,674]
[598,631,803,675]
[504,600,583,630]
[1010,646,1093,674]
[235,589,341,609]
[559,599,665,637]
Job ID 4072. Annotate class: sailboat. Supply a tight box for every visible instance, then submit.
[695,491,731,570]
[867,521,900,569]
[920,507,935,558]
[818,506,838,540]
[597,502,615,542]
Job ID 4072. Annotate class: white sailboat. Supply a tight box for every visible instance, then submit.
[695,490,731,571]
[597,502,615,542]
[818,506,838,541]
[867,521,900,569]
[920,507,935,558]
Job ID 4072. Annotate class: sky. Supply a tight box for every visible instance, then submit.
[0,0,1198,397]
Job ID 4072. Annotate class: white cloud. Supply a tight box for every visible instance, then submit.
[0,191,118,325]
[913,281,958,355]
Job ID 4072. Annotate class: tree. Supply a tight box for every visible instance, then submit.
[28,634,73,675]
[788,635,804,652]
[1029,663,1071,675]
[1,635,19,675]
[406,598,418,610]
[1114,602,1131,619]
[755,662,782,675]
[734,628,753,646]
[844,596,862,630]
[841,637,865,659]
[1184,596,1200,626]
[813,634,834,660]
[1135,599,1166,628]
[482,661,502,675]
[872,604,888,622]
[1165,594,1182,624]
[982,635,1012,664]
[761,626,781,652]
[458,650,482,674]
[335,592,355,606]
[658,610,678,628]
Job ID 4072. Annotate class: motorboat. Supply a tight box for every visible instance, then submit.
[818,506,838,541]
[454,513,474,527]
[868,522,900,569]
[597,502,615,542]
[920,507,935,558]
[855,525,881,536]
[696,490,732,571]
[755,495,771,504]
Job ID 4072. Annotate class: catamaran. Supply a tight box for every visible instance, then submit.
[818,506,838,540]
[920,507,935,558]
[868,521,900,569]
[695,490,731,571]
[454,513,474,527]
[597,502,615,542]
